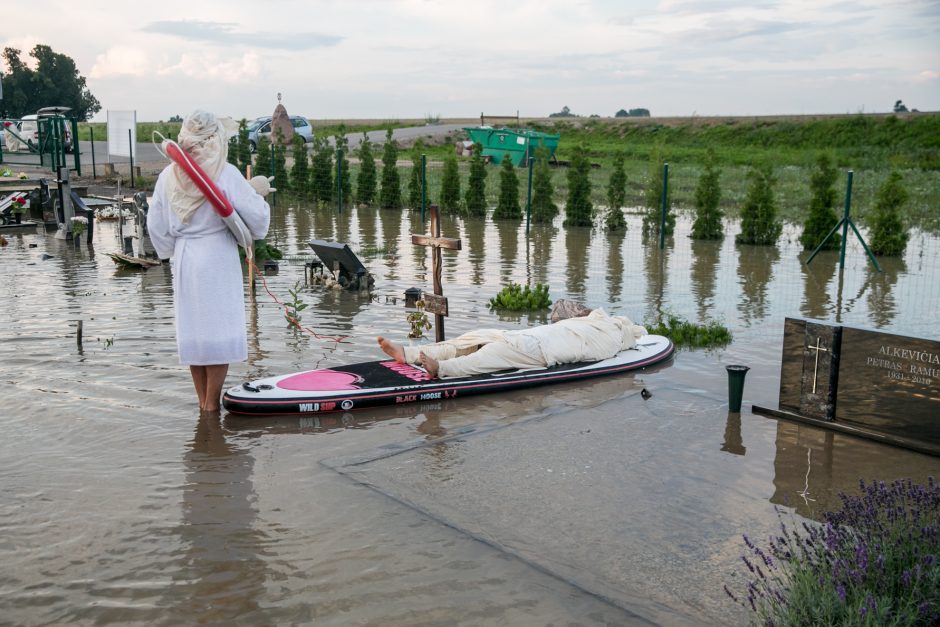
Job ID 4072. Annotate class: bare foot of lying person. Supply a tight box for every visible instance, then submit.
[377,336,406,363]
[419,352,440,378]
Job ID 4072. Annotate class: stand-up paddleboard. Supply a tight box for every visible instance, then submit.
[223,335,674,416]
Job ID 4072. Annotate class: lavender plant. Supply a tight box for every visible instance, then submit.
[727,478,939,626]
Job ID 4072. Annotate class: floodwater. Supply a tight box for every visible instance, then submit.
[1,205,939,625]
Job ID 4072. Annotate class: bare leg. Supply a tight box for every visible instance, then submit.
[203,364,229,412]
[190,365,208,409]
[419,352,440,378]
[377,336,406,363]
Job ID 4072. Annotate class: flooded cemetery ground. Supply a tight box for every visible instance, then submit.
[1,203,939,625]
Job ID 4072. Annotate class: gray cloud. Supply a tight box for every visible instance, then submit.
[142,20,342,50]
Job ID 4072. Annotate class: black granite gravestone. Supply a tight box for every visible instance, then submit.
[756,318,940,456]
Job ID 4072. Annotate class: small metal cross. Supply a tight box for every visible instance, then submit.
[808,337,828,394]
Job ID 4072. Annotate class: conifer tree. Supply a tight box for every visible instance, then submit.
[335,126,352,209]
[493,153,521,220]
[254,135,272,181]
[290,134,309,199]
[563,143,592,227]
[226,138,238,167]
[356,133,377,205]
[439,151,461,214]
[407,139,425,211]
[642,144,675,237]
[311,135,333,206]
[272,128,289,193]
[379,128,402,209]
[235,119,252,176]
[605,151,627,231]
[464,142,487,217]
[800,152,840,250]
[736,162,782,246]
[530,143,558,224]
[691,148,724,240]
[869,170,910,256]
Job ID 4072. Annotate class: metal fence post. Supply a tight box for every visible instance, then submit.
[659,162,669,250]
[336,148,343,213]
[420,153,427,224]
[526,155,534,234]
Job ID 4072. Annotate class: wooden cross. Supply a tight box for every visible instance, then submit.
[808,337,828,394]
[411,205,461,342]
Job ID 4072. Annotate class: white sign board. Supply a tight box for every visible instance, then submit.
[107,110,137,159]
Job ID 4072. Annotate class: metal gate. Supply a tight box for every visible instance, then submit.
[1,115,81,175]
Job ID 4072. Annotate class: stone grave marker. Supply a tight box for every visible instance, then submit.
[755,318,940,455]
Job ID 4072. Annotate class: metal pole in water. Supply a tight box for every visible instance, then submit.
[76,319,83,350]
[336,148,343,213]
[128,129,135,188]
[659,162,669,250]
[526,155,534,235]
[90,126,96,179]
[839,170,853,269]
[420,153,427,224]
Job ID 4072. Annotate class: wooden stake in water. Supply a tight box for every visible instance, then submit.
[76,319,83,349]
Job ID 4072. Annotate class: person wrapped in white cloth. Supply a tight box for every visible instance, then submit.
[148,110,271,412]
[377,306,647,379]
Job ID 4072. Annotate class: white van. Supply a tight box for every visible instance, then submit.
[17,110,74,153]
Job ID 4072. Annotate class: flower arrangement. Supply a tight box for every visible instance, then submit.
[407,300,432,339]
[12,196,28,213]
[70,215,88,237]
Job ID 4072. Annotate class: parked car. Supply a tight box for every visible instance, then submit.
[235,116,314,153]
[17,109,74,153]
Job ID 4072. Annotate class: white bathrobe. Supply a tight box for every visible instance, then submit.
[148,163,270,365]
[403,309,647,378]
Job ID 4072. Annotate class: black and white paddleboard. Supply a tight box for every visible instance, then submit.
[223,335,674,416]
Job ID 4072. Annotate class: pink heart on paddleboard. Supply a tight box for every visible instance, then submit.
[276,369,363,391]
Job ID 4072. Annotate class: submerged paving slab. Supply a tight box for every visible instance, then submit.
[325,387,780,625]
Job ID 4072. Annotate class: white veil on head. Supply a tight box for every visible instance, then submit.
[167,110,229,224]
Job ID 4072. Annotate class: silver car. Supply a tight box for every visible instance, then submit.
[239,116,314,153]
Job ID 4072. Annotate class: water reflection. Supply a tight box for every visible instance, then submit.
[736,243,780,326]
[464,217,486,285]
[867,257,904,328]
[565,228,590,299]
[380,209,403,279]
[800,252,837,320]
[171,413,267,622]
[357,206,378,251]
[335,207,354,244]
[529,224,555,286]
[690,240,720,322]
[721,411,746,456]
[643,239,671,323]
[607,233,625,304]
[770,420,940,520]
[495,221,519,284]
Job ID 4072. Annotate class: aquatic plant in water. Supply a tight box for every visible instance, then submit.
[644,313,731,348]
[488,282,551,311]
[727,478,940,626]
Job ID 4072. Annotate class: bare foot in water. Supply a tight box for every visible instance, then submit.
[419,352,440,378]
[377,336,406,363]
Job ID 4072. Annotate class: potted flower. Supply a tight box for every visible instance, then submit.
[11,196,28,224]
[406,299,432,343]
[70,215,88,243]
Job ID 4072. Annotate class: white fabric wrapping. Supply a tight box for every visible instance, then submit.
[403,309,648,378]
[148,163,270,365]
[167,110,229,224]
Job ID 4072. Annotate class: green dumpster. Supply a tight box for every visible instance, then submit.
[463,126,560,166]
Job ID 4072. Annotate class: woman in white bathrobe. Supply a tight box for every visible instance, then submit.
[148,111,270,412]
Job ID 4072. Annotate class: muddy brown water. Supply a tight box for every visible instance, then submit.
[1,206,938,625]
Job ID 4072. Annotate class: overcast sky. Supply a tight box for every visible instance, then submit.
[2,0,938,121]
